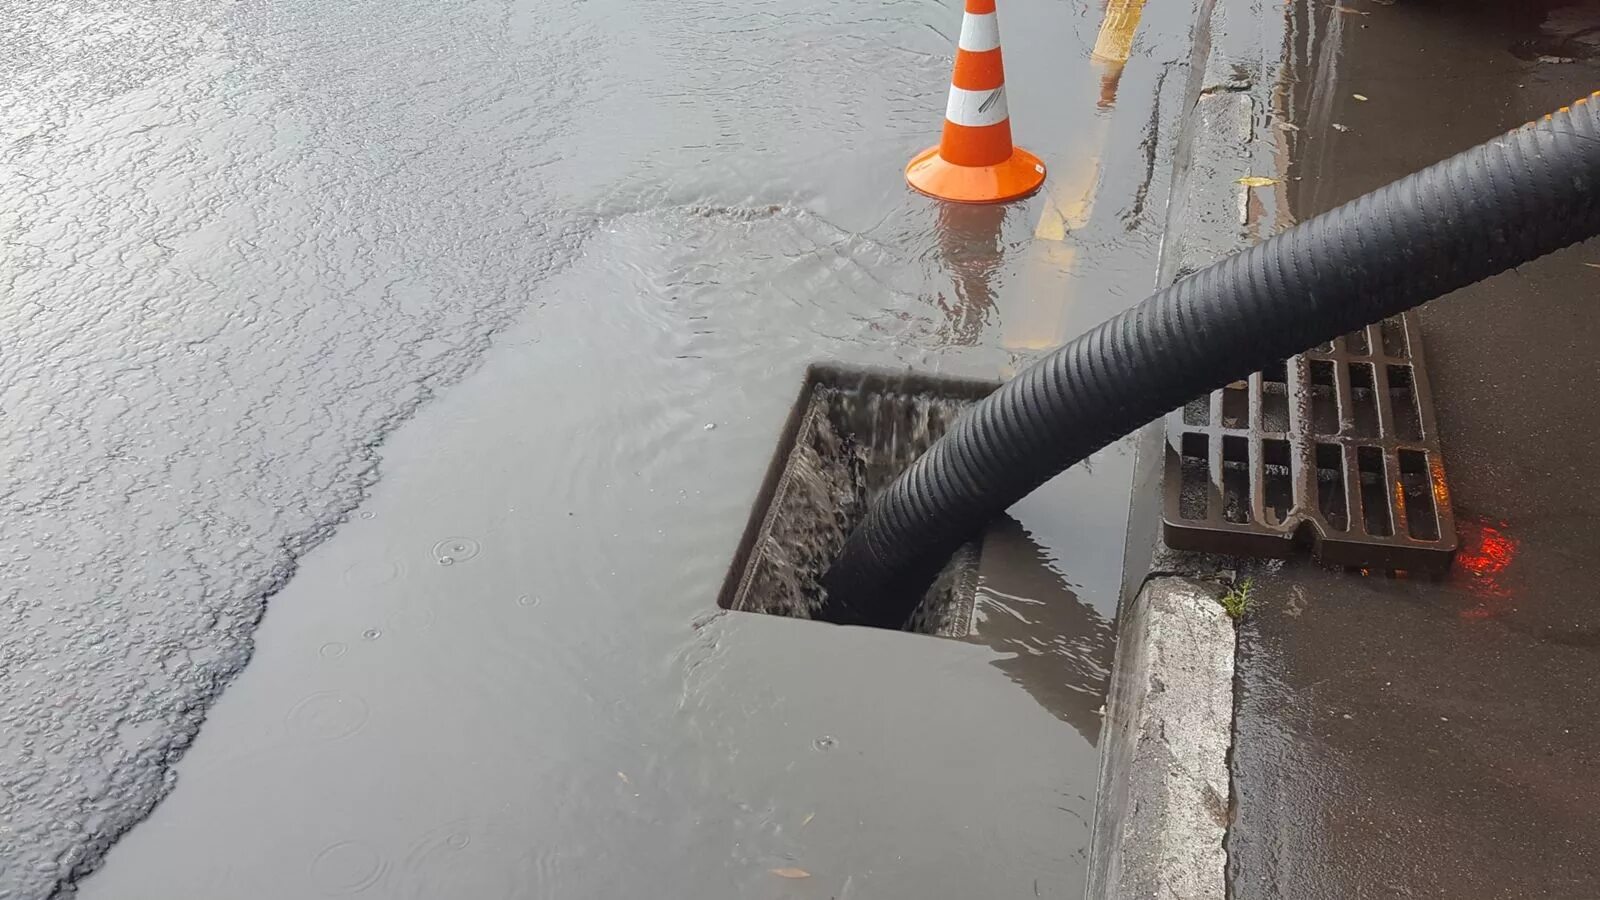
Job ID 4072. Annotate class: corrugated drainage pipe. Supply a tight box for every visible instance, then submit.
[820,95,1600,627]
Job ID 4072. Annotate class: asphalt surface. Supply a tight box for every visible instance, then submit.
[1228,2,1600,897]
[3,0,1203,896]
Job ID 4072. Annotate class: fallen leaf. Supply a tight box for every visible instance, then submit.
[770,868,812,879]
[617,771,630,784]
[1585,263,1600,269]
[1236,176,1281,188]
[1275,121,1301,132]
[1352,93,1369,101]
[1332,123,1351,132]
[800,812,816,828]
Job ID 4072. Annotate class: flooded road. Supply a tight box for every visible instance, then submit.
[4,0,1197,895]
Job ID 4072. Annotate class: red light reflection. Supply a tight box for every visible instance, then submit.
[1456,516,1517,620]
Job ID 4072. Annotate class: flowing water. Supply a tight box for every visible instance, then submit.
[2,0,1200,894]
[726,379,983,632]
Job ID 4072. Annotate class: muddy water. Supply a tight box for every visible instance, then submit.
[727,380,986,632]
[5,0,1197,895]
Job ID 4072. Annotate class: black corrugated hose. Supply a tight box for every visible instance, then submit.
[820,95,1600,628]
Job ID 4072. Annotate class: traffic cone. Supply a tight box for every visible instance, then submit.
[906,0,1046,204]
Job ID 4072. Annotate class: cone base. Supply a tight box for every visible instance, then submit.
[905,145,1047,204]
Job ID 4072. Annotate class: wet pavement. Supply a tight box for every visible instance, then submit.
[1228,1,1600,897]
[3,0,1204,896]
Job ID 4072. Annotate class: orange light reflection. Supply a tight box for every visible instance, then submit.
[1456,517,1518,620]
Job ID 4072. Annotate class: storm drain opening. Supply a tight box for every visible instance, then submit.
[718,365,998,637]
[1161,312,1458,571]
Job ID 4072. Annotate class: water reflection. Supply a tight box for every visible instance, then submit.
[931,203,1012,345]
[1097,63,1126,111]
[999,8,1131,352]
[1270,0,1351,220]
[969,516,1115,745]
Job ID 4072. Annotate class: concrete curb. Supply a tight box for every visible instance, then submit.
[1087,578,1236,900]
[1088,0,1263,897]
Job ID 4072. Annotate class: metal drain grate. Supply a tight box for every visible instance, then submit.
[1162,313,1457,571]
[719,365,997,635]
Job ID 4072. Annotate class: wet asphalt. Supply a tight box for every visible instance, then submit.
[1228,1,1600,897]
[4,0,1201,896]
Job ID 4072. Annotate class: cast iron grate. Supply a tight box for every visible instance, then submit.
[1162,313,1457,570]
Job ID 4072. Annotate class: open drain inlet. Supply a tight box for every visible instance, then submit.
[719,365,998,636]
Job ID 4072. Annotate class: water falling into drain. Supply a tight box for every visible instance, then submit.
[720,366,996,636]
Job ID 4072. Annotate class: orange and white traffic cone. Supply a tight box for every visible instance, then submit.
[906,0,1046,204]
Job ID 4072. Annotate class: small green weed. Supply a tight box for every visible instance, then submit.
[1219,578,1253,621]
